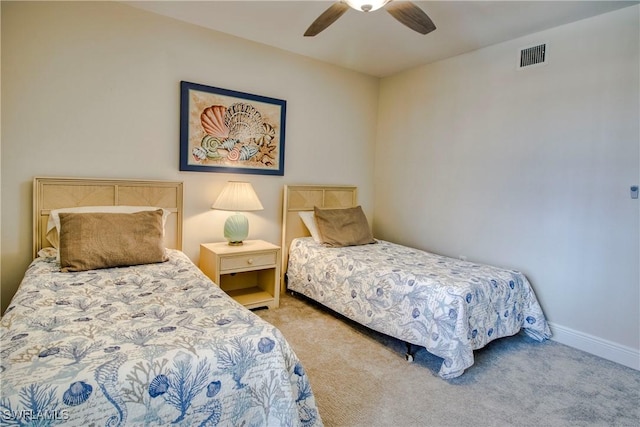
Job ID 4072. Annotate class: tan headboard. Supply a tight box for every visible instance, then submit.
[33,177,183,258]
[280,185,357,291]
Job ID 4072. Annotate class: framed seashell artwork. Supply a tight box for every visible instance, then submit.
[180,81,286,175]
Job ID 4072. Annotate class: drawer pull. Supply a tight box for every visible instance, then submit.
[247,258,254,265]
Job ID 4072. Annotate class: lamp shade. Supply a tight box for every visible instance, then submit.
[211,181,264,212]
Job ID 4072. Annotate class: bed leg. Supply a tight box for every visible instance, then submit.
[405,342,415,362]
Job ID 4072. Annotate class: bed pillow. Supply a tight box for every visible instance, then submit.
[46,205,170,248]
[58,210,168,272]
[298,211,322,243]
[313,205,376,247]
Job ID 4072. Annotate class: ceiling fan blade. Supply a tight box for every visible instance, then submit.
[304,2,350,37]
[385,1,436,35]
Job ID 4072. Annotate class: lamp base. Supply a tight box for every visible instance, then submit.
[224,213,249,245]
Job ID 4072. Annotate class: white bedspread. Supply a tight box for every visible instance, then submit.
[287,238,551,379]
[1,249,321,426]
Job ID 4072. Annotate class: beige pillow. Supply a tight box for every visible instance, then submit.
[46,205,171,248]
[59,210,168,272]
[314,206,376,247]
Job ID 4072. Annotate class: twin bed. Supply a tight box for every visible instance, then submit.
[1,178,550,426]
[1,178,321,426]
[281,185,551,379]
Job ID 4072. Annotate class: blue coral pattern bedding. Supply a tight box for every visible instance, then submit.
[287,238,551,379]
[1,249,321,426]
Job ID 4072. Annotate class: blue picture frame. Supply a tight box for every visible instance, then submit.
[180,81,286,175]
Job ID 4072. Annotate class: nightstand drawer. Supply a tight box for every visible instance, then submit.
[220,252,277,272]
[200,240,281,309]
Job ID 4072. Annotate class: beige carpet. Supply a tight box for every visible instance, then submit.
[256,293,640,427]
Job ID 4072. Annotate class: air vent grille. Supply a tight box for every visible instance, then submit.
[519,43,547,68]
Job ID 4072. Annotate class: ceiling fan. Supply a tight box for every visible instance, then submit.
[304,0,436,37]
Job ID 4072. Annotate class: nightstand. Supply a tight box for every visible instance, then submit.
[200,240,281,309]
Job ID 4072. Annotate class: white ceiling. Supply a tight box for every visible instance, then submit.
[126,1,638,77]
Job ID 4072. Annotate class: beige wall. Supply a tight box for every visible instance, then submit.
[375,6,639,367]
[0,1,378,312]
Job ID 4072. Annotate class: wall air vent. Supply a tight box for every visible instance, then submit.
[519,43,547,68]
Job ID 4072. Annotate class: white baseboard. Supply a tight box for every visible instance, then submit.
[548,322,639,370]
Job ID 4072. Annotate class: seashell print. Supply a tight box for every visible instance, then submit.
[216,318,231,326]
[238,144,259,161]
[63,381,93,406]
[226,147,241,162]
[201,105,229,137]
[131,313,145,318]
[224,103,263,141]
[201,135,222,159]
[255,122,276,146]
[257,337,275,354]
[104,346,121,353]
[526,316,536,324]
[294,363,305,377]
[74,317,91,322]
[39,347,60,358]
[157,326,176,333]
[149,374,170,398]
[412,308,420,319]
[192,146,207,161]
[206,380,221,398]
[219,138,239,151]
[201,134,219,150]
[487,328,494,337]
[465,293,473,303]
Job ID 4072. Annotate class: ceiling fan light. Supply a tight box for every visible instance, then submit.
[346,0,389,12]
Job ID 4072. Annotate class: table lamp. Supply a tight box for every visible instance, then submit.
[211,181,264,245]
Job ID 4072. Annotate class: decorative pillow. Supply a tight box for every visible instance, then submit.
[58,210,168,272]
[298,211,322,243]
[46,206,170,248]
[313,205,376,247]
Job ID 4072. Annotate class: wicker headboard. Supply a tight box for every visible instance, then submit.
[33,177,184,258]
[280,184,357,291]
